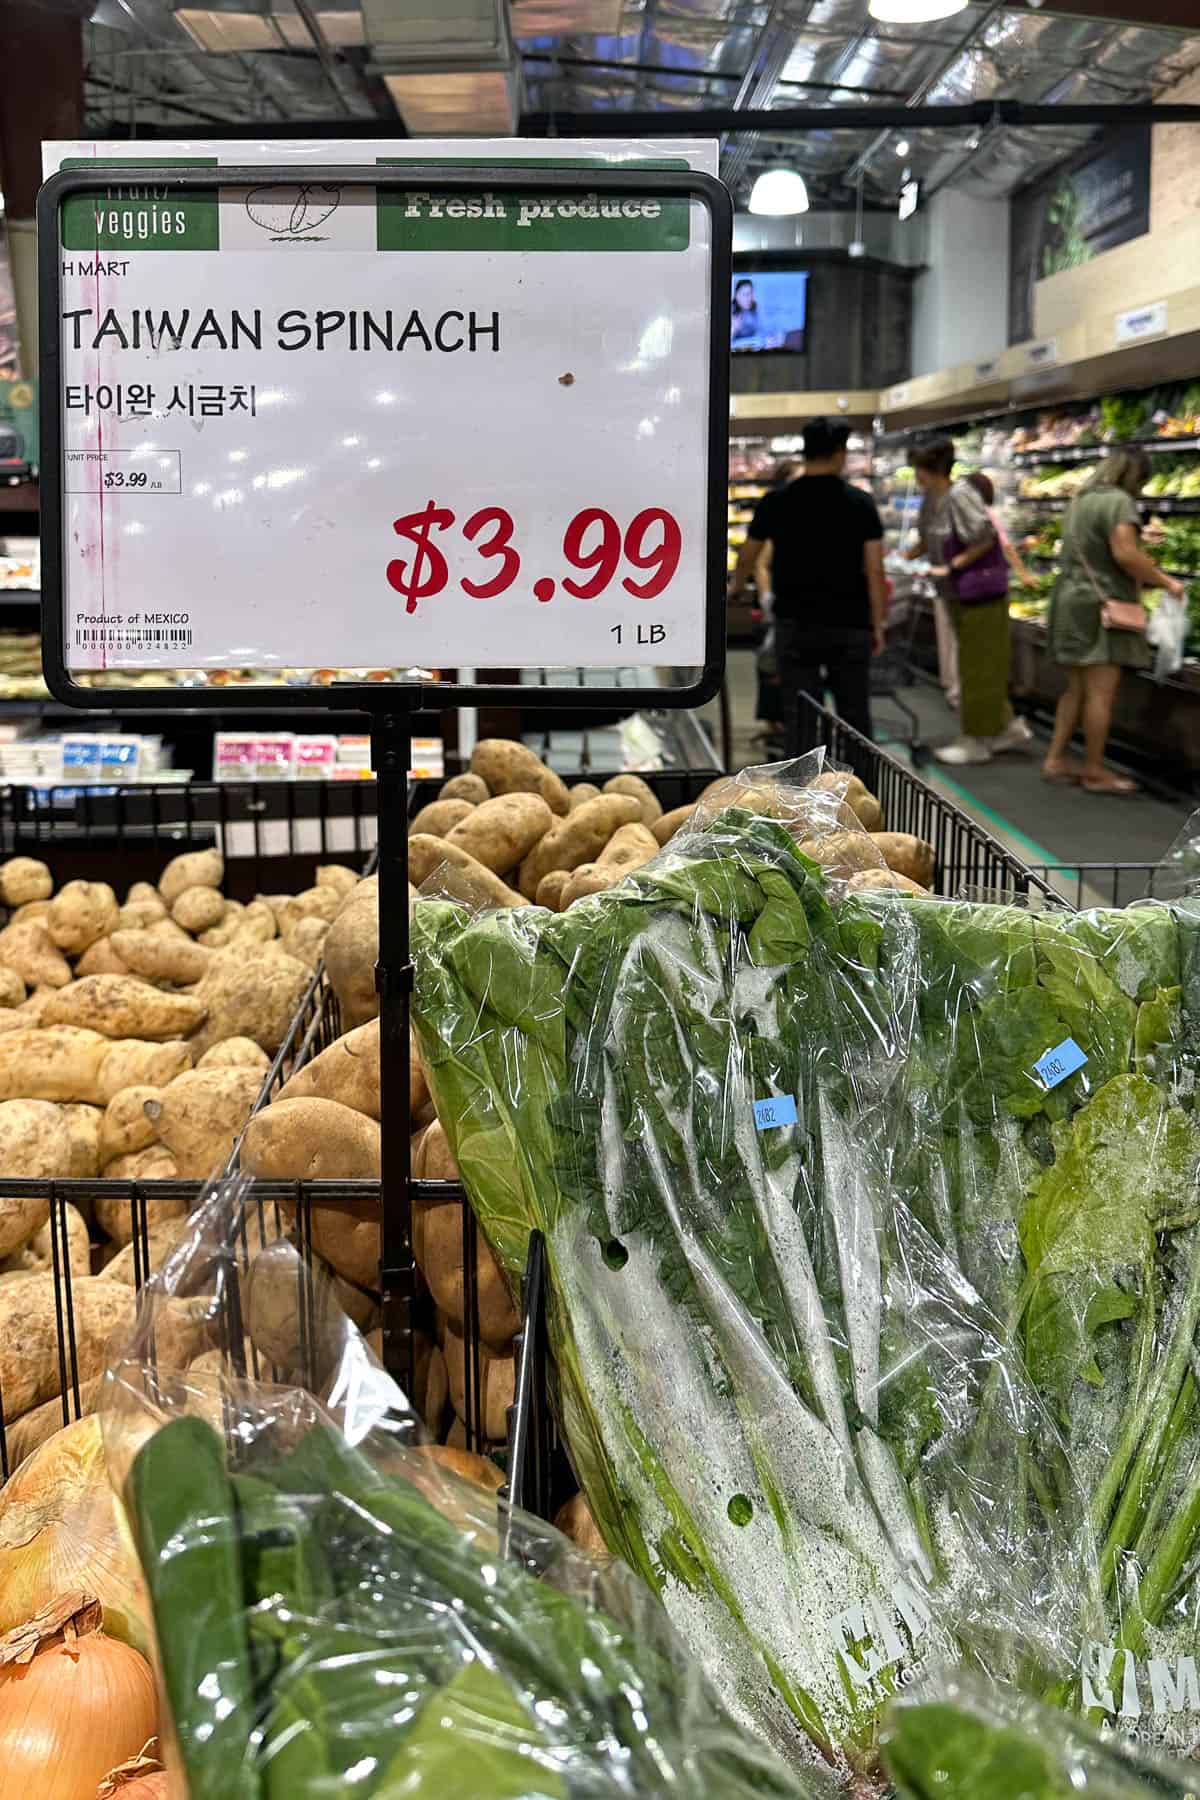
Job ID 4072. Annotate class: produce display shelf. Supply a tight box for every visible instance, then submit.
[1018,496,1200,515]
[1010,438,1200,466]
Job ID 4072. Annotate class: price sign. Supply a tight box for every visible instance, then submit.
[39,141,730,711]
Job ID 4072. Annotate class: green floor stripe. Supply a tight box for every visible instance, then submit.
[926,768,1064,872]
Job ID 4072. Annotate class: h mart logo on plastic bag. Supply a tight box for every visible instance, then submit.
[829,1579,934,1689]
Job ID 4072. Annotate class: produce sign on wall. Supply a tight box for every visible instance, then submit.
[1008,126,1151,346]
[40,141,723,683]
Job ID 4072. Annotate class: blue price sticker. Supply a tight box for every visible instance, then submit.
[754,1094,798,1131]
[1034,1037,1088,1090]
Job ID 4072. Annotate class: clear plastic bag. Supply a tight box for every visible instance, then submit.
[411,765,1200,1779]
[881,1665,1200,1797]
[1146,590,1188,682]
[102,1180,828,1799]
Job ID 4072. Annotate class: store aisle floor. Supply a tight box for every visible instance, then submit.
[704,650,1198,905]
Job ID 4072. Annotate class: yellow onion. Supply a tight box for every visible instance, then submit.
[0,1417,149,1648]
[0,1591,157,1800]
[98,1737,170,1797]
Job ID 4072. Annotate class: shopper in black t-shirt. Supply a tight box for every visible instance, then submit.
[729,417,886,754]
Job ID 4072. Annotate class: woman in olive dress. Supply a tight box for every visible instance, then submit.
[1044,447,1185,794]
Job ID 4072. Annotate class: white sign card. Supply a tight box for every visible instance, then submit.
[42,140,721,679]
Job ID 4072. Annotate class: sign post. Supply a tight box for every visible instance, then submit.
[38,158,731,1395]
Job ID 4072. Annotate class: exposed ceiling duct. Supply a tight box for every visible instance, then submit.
[363,0,522,133]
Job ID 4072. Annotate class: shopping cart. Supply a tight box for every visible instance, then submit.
[871,586,926,766]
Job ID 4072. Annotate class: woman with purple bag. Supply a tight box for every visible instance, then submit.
[910,437,1032,766]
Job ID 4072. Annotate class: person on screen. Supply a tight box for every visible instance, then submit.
[731,279,761,346]
[729,417,886,752]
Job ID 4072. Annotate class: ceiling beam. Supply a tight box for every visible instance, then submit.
[1011,0,1200,28]
[520,100,1200,134]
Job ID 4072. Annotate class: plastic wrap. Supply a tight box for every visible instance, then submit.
[412,766,1200,1779]
[411,761,1056,1779]
[102,1180,827,1799]
[881,1666,1200,1797]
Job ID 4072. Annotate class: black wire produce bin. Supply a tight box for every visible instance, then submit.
[0,737,1068,1506]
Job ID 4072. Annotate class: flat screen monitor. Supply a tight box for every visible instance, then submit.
[730,270,808,354]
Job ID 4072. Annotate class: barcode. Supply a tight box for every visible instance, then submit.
[74,628,192,646]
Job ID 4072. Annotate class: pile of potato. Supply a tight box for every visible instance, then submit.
[402,742,935,914]
[0,845,372,1469]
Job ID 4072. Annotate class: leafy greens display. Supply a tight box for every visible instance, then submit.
[412,785,1200,1782]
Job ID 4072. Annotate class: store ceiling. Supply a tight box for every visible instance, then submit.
[73,0,1200,208]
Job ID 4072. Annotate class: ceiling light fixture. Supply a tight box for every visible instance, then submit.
[894,137,910,158]
[869,0,967,22]
[748,167,810,216]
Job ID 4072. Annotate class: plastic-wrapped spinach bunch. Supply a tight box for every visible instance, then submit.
[881,1666,1200,1799]
[101,1181,825,1800]
[413,783,999,1781]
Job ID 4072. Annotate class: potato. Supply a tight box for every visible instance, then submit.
[0,969,24,1009]
[0,857,52,908]
[315,864,360,897]
[444,793,553,876]
[413,1196,519,1350]
[47,880,119,954]
[416,1444,504,1494]
[241,1097,381,1180]
[560,863,620,907]
[43,975,207,1042]
[198,1037,271,1075]
[517,794,642,899]
[198,901,247,949]
[443,1322,515,1442]
[870,832,935,889]
[469,739,569,816]
[602,773,663,826]
[227,899,276,946]
[111,927,211,987]
[277,1016,385,1120]
[3,1379,105,1467]
[186,944,309,1059]
[99,1216,192,1286]
[324,889,379,1030]
[245,1238,377,1371]
[60,1103,102,1177]
[171,886,225,933]
[845,867,929,897]
[158,847,222,906]
[144,1066,262,1179]
[554,1493,608,1556]
[0,1276,204,1420]
[76,937,131,978]
[282,916,330,969]
[795,830,883,878]
[278,887,341,935]
[653,802,697,846]
[418,1119,457,1181]
[439,772,489,805]
[95,1179,185,1247]
[810,770,884,833]
[95,1038,192,1105]
[410,798,475,838]
[407,836,527,910]
[535,869,572,912]
[0,1028,108,1103]
[0,1203,90,1286]
[305,1200,379,1289]
[0,919,72,989]
[126,882,160,906]
[118,897,167,931]
[0,1103,69,1253]
[566,782,601,812]
[598,821,659,873]
[9,900,52,929]
[99,1085,163,1164]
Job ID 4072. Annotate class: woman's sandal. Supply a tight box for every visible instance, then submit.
[1081,771,1139,795]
